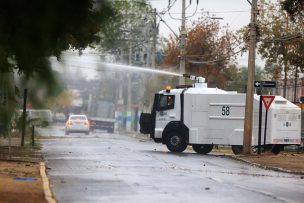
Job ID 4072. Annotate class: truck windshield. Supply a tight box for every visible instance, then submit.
[157,95,175,111]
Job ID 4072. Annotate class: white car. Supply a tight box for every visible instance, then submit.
[65,115,90,135]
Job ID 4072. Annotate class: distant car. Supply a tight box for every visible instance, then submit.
[55,113,66,122]
[65,115,90,135]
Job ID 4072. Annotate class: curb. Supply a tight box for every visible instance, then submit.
[40,162,57,203]
[229,156,304,176]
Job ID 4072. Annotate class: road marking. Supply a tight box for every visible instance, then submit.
[40,162,57,203]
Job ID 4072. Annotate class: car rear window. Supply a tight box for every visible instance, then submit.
[70,116,87,120]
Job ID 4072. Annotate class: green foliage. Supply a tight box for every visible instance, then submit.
[240,0,304,80]
[22,70,65,109]
[0,73,16,134]
[0,0,116,133]
[0,0,115,76]
[225,66,264,93]
[99,0,154,63]
[282,0,304,23]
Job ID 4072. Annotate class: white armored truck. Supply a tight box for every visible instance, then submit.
[140,75,301,154]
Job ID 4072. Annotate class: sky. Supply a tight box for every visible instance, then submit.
[147,0,263,66]
[148,0,251,36]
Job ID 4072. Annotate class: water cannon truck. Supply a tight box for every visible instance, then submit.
[139,75,301,154]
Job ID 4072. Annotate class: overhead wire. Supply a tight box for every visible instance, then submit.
[157,13,179,39]
[186,2,199,18]
[187,48,245,65]
[167,0,199,21]
[168,5,181,20]
[187,38,246,63]
[159,0,177,15]
[187,32,304,65]
[186,36,245,61]
[165,10,250,15]
[201,10,249,14]
[254,32,303,47]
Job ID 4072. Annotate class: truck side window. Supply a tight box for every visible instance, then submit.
[158,95,175,110]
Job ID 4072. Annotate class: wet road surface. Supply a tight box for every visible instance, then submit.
[40,127,304,203]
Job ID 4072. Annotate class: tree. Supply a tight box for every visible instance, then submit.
[162,36,180,67]
[21,70,65,109]
[0,0,116,133]
[225,66,264,93]
[99,0,155,65]
[0,0,116,76]
[46,89,74,111]
[282,0,304,23]
[0,73,16,137]
[162,15,239,88]
[253,0,304,97]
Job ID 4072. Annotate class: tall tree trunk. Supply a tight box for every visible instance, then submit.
[294,67,298,103]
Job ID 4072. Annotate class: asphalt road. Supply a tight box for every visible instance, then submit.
[40,126,304,203]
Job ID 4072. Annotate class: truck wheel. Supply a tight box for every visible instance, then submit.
[192,144,213,154]
[271,145,283,155]
[231,145,242,155]
[166,132,187,153]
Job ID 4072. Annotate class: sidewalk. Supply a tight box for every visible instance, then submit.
[0,136,53,203]
[232,152,304,175]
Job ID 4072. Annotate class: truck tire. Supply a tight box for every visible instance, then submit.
[192,144,213,154]
[166,132,187,153]
[271,145,283,155]
[231,145,242,155]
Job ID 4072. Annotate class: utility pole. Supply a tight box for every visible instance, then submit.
[116,50,124,131]
[243,0,258,154]
[21,89,27,147]
[151,8,157,68]
[179,0,186,85]
[127,37,132,132]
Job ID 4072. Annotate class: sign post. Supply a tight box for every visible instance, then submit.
[258,95,275,154]
[257,81,264,154]
[255,81,276,155]
[258,94,263,154]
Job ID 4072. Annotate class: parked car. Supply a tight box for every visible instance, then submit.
[18,109,53,127]
[90,117,115,133]
[65,115,90,135]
